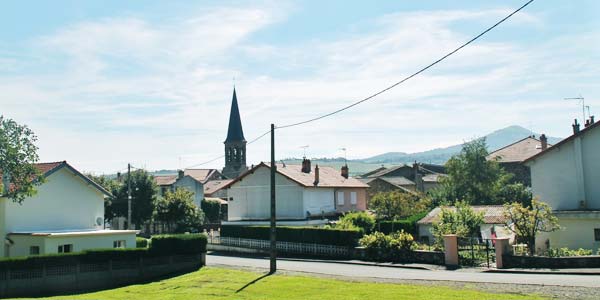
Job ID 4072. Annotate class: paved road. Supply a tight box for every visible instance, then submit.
[207,254,600,288]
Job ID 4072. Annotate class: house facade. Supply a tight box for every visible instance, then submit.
[360,163,446,197]
[0,161,137,257]
[223,160,368,223]
[154,169,225,207]
[525,117,600,251]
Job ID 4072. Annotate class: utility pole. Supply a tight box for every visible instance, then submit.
[270,123,277,273]
[127,163,132,230]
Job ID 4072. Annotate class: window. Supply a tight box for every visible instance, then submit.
[113,240,126,248]
[595,228,600,241]
[337,191,345,206]
[350,192,357,205]
[30,246,40,255]
[58,244,73,253]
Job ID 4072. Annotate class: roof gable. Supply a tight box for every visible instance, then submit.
[487,137,550,163]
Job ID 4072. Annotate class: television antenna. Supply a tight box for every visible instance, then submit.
[564,95,586,121]
[300,145,309,158]
[339,147,347,165]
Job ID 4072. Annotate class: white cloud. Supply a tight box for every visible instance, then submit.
[1,5,599,173]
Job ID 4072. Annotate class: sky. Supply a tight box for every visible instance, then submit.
[1,0,599,174]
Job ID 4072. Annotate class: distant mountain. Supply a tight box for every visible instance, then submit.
[282,125,563,173]
[359,125,561,165]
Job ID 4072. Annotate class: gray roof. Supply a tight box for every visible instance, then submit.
[418,205,507,225]
[224,88,245,143]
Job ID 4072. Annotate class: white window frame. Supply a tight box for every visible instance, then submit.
[350,192,357,205]
[58,244,73,253]
[113,240,127,248]
[337,191,345,206]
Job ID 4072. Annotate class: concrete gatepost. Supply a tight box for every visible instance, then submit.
[493,238,511,269]
[443,234,459,268]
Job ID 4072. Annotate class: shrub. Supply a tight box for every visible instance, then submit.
[359,232,392,259]
[359,230,416,261]
[547,247,593,257]
[149,233,208,255]
[136,237,149,248]
[201,199,221,223]
[337,212,375,234]
[220,226,361,247]
[389,230,415,252]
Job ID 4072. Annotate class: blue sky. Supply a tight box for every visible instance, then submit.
[1,0,599,173]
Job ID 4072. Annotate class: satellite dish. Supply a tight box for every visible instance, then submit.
[96,217,104,226]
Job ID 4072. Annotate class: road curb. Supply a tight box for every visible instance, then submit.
[484,269,600,276]
[277,257,436,271]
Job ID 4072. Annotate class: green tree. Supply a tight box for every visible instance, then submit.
[337,211,376,234]
[104,170,157,229]
[0,116,42,203]
[503,198,559,256]
[154,188,204,233]
[369,190,431,220]
[201,199,221,223]
[86,174,121,224]
[431,201,484,244]
[432,138,532,206]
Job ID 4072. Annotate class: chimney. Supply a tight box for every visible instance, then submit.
[178,170,184,179]
[590,116,595,124]
[2,170,9,196]
[540,134,548,151]
[341,165,349,179]
[301,157,311,173]
[572,119,580,134]
[117,172,122,182]
[585,119,590,128]
[313,165,320,186]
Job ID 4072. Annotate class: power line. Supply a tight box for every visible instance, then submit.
[184,129,271,168]
[276,0,535,130]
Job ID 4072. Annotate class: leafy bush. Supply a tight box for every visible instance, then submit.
[136,237,149,248]
[337,212,375,234]
[201,199,221,223]
[431,201,483,246]
[149,233,207,256]
[359,230,416,261]
[547,247,593,257]
[220,226,361,247]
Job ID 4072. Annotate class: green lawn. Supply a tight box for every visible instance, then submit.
[34,267,545,300]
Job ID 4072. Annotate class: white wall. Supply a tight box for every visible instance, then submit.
[529,127,600,210]
[303,188,335,216]
[536,214,600,252]
[227,166,304,220]
[4,167,105,233]
[7,232,136,257]
[173,176,204,207]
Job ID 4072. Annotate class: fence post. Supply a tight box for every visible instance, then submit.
[443,234,459,268]
[494,238,510,269]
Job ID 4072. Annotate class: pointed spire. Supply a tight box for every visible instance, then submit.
[225,87,246,143]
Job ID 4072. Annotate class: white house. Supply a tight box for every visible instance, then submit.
[417,205,514,244]
[222,160,369,225]
[524,117,600,251]
[0,161,137,257]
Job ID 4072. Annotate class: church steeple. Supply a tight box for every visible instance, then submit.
[225,88,245,143]
[222,87,248,179]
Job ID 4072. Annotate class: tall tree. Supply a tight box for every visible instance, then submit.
[0,116,42,203]
[503,199,559,256]
[369,190,431,220]
[104,170,157,229]
[432,138,532,205]
[154,188,204,233]
[431,201,484,244]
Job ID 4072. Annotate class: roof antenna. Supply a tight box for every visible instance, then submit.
[565,95,585,121]
[300,145,309,158]
[339,148,347,165]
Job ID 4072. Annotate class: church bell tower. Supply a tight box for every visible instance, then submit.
[222,88,248,178]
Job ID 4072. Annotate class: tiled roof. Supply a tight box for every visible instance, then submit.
[417,205,507,225]
[184,169,215,183]
[204,179,233,196]
[367,164,411,178]
[487,137,551,163]
[224,163,369,189]
[154,175,177,186]
[379,176,414,186]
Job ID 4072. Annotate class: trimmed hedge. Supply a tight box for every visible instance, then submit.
[220,225,361,247]
[376,212,427,235]
[136,237,149,248]
[149,234,208,255]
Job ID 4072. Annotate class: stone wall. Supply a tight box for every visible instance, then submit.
[503,254,600,269]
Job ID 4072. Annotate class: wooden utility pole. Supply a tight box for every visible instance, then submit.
[270,123,277,273]
[127,163,132,230]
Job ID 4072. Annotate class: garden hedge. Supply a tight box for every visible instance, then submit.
[376,212,428,235]
[136,237,149,248]
[220,225,361,247]
[0,233,207,269]
[149,233,208,255]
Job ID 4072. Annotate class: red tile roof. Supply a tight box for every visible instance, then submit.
[204,179,234,196]
[487,137,551,163]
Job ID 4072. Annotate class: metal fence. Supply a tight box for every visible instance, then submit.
[210,236,352,257]
[457,237,495,268]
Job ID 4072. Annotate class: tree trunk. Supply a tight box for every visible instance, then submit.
[528,237,536,256]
